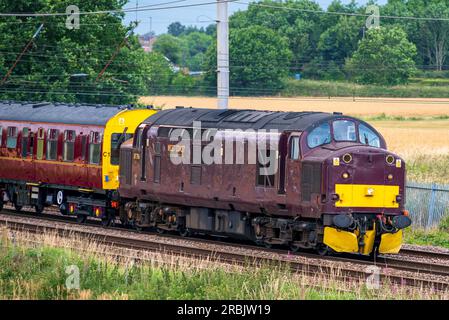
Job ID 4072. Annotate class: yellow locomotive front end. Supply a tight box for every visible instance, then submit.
[102,107,158,190]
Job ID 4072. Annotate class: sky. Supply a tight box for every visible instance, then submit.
[123,0,388,35]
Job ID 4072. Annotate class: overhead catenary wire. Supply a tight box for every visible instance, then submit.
[236,1,449,22]
[0,0,238,17]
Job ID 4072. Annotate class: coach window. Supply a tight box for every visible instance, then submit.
[63,130,76,162]
[21,128,30,158]
[333,120,356,142]
[46,129,59,160]
[359,124,381,148]
[6,126,18,149]
[290,136,300,160]
[111,133,133,165]
[0,126,3,147]
[89,131,102,165]
[36,128,45,160]
[307,123,331,148]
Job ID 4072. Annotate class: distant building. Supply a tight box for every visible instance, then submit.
[138,35,157,52]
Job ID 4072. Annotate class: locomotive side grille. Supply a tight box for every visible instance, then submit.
[191,165,202,185]
[301,162,322,201]
[120,149,132,185]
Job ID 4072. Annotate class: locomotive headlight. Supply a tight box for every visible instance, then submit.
[396,195,402,203]
[342,172,349,179]
[342,153,352,163]
[387,174,393,180]
[386,155,395,165]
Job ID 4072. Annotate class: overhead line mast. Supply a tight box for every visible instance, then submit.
[217,0,229,109]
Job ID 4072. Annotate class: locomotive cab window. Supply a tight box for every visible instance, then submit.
[6,126,18,149]
[359,124,381,147]
[290,136,300,160]
[333,120,356,142]
[111,133,133,165]
[46,129,59,160]
[89,131,102,165]
[307,123,331,148]
[63,130,76,162]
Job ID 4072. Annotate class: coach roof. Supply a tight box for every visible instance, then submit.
[0,101,134,126]
[143,107,352,132]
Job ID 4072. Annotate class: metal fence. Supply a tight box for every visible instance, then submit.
[406,182,449,229]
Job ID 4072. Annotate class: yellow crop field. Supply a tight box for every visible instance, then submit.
[140,96,449,183]
[140,95,449,117]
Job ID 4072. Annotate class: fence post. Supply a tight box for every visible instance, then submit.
[427,183,437,229]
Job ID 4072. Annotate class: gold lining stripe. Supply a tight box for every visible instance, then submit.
[0,156,101,169]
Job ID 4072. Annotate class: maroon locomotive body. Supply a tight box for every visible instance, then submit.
[118,108,411,255]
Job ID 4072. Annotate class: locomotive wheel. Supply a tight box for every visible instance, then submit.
[264,242,273,249]
[59,203,68,215]
[101,217,113,227]
[13,202,22,212]
[316,244,330,256]
[289,243,301,253]
[34,204,44,214]
[76,215,87,223]
[156,227,166,234]
[179,227,191,237]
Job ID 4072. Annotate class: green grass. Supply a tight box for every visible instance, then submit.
[281,79,449,98]
[0,240,359,300]
[404,229,449,249]
[405,215,449,249]
[360,113,449,122]
[2,232,447,300]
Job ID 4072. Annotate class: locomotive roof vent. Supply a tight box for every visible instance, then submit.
[333,112,343,115]
[175,106,184,109]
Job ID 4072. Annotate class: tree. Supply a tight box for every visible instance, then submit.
[0,0,175,104]
[407,0,449,71]
[152,34,185,65]
[204,25,292,94]
[345,26,417,85]
[167,22,185,37]
[230,0,324,68]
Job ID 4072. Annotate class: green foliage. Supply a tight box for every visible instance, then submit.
[345,27,417,85]
[204,25,292,94]
[167,22,185,37]
[0,0,175,104]
[404,228,449,249]
[152,34,184,65]
[281,78,449,98]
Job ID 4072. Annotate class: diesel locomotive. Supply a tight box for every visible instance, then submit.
[118,108,411,256]
[0,102,411,255]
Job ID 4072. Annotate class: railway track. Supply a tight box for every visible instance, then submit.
[1,207,449,291]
